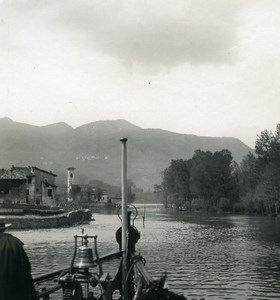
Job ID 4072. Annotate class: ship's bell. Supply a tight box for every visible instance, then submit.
[73,245,96,269]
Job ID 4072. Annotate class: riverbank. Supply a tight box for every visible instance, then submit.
[0,209,92,229]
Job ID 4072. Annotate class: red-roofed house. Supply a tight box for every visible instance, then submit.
[0,166,57,206]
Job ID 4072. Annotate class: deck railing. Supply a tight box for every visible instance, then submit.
[33,251,122,299]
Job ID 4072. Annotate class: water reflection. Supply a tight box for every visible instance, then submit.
[9,206,280,300]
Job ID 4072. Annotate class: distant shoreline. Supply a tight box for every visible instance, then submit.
[0,209,92,230]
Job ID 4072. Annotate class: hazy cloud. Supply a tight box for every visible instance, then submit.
[55,0,241,67]
[3,0,242,68]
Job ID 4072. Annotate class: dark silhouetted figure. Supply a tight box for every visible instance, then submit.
[140,288,187,300]
[0,222,37,300]
[140,276,188,300]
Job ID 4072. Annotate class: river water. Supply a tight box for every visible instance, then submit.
[10,204,280,300]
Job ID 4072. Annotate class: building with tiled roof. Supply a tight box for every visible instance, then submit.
[0,166,57,206]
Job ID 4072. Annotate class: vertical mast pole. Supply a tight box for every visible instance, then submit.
[120,137,128,300]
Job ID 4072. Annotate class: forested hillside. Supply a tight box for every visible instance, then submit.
[158,124,280,215]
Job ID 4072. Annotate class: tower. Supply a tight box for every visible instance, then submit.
[67,167,75,202]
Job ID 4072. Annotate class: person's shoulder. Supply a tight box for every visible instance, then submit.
[1,233,24,245]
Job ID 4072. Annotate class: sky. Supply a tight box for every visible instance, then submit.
[0,0,280,148]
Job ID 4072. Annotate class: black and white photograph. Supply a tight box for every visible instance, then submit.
[0,1,280,299]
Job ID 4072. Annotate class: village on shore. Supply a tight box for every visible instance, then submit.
[0,165,116,229]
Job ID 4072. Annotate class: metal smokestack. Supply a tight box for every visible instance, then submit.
[120,137,128,300]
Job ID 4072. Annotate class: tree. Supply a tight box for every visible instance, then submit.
[237,152,259,196]
[255,124,280,165]
[189,149,236,209]
[253,162,280,215]
[189,150,213,205]
[238,123,280,214]
[212,149,234,201]
[160,149,236,211]
[161,159,190,208]
[255,129,275,163]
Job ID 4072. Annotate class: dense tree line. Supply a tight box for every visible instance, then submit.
[156,124,280,214]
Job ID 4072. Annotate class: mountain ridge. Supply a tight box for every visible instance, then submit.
[0,117,253,190]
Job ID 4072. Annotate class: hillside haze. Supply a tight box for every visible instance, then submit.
[0,118,253,190]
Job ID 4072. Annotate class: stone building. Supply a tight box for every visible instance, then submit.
[0,166,57,206]
[100,189,109,203]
